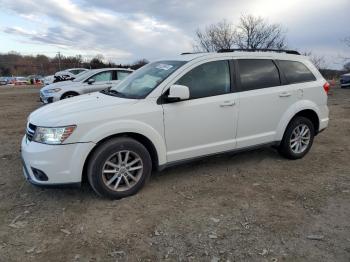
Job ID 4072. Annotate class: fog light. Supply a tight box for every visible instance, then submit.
[31,167,48,181]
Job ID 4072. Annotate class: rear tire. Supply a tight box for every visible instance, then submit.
[87,137,152,199]
[278,116,315,159]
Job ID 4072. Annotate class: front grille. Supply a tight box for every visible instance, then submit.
[26,123,37,142]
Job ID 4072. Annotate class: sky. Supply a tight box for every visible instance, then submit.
[0,0,349,69]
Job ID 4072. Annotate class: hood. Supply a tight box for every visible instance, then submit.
[29,92,138,126]
[40,80,80,91]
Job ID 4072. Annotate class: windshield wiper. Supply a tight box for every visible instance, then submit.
[100,88,126,98]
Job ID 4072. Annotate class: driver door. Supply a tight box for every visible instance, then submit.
[162,60,239,162]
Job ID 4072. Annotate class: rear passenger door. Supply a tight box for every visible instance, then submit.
[235,59,297,148]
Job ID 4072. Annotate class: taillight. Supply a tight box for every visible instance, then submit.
[323,82,330,94]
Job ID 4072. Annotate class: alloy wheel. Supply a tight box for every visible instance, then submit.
[289,124,311,154]
[102,150,143,192]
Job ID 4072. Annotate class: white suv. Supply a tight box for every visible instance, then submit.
[21,50,329,199]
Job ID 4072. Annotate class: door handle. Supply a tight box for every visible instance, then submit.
[220,101,235,107]
[279,92,291,97]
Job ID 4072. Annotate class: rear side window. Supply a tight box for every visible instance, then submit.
[117,71,131,80]
[277,60,316,84]
[238,59,280,91]
[176,60,231,99]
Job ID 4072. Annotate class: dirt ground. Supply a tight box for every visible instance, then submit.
[0,85,349,262]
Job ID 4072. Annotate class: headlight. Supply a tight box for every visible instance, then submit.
[44,88,61,93]
[33,126,76,144]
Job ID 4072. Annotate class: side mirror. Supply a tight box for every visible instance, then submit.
[87,78,95,85]
[166,84,190,102]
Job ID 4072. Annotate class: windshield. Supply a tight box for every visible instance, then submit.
[72,70,92,82]
[107,61,186,99]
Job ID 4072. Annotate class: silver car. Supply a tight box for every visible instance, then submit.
[40,68,133,104]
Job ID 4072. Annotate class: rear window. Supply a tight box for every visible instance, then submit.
[238,59,280,91]
[277,60,316,84]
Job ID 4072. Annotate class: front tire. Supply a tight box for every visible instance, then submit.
[278,116,315,159]
[87,137,152,199]
[61,92,78,100]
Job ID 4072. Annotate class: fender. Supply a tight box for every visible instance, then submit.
[79,119,167,165]
[275,99,321,141]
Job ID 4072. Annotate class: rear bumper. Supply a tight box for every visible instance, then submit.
[319,117,329,132]
[317,118,329,135]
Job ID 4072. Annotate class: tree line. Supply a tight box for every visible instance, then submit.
[0,52,148,77]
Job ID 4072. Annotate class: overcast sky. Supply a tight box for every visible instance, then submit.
[0,0,349,69]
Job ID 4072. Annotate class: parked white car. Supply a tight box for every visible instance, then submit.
[40,68,133,103]
[22,50,329,199]
[43,75,55,86]
[54,68,89,82]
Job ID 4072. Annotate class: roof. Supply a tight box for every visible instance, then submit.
[89,67,133,73]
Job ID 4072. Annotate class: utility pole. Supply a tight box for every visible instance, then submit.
[57,51,61,71]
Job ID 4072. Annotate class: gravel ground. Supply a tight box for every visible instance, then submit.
[0,85,349,262]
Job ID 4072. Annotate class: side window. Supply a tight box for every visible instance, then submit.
[75,69,85,74]
[238,59,280,91]
[117,71,131,80]
[176,60,230,99]
[277,60,316,84]
[89,71,112,82]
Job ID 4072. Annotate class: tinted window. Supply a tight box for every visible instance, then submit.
[278,60,316,84]
[238,59,280,91]
[89,71,112,82]
[176,60,230,99]
[117,71,131,80]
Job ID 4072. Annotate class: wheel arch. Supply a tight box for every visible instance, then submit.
[60,91,80,100]
[275,101,321,142]
[293,109,319,134]
[82,132,161,183]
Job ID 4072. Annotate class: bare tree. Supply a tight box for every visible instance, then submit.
[131,59,149,70]
[344,61,350,71]
[194,20,235,52]
[194,15,287,52]
[341,37,350,62]
[233,15,287,50]
[303,51,326,70]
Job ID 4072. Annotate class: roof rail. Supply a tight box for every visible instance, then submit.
[217,49,300,55]
[180,52,207,55]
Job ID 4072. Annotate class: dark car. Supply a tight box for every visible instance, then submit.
[340,73,350,88]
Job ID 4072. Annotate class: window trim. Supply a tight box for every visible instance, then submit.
[235,58,282,92]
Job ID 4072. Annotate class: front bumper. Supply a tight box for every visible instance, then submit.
[21,136,95,185]
[40,91,57,104]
